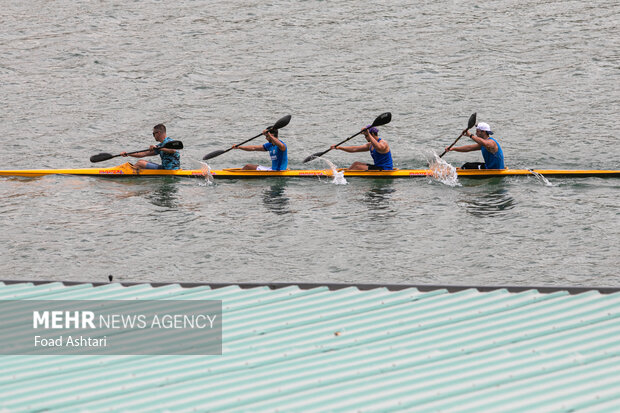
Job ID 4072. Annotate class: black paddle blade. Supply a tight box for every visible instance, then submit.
[164,140,183,150]
[202,149,227,160]
[90,153,114,163]
[371,112,392,127]
[271,114,292,131]
[467,113,477,130]
[303,152,323,163]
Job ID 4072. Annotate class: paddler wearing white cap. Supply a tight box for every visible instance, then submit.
[444,122,505,169]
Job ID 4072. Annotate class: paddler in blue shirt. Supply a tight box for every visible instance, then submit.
[444,122,505,169]
[331,126,394,170]
[121,124,181,170]
[233,129,288,171]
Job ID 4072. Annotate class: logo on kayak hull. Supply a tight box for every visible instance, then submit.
[298,172,327,176]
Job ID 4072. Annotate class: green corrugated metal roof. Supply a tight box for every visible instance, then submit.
[1,281,619,411]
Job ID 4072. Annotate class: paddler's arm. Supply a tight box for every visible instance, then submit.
[121,148,156,158]
[157,147,177,154]
[467,132,499,153]
[446,143,481,153]
[268,134,286,152]
[365,134,389,154]
[233,145,266,151]
[331,143,371,153]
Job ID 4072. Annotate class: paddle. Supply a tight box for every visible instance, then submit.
[303,112,392,163]
[202,114,292,161]
[90,140,184,163]
[439,113,477,158]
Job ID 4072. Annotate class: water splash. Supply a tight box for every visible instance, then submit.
[199,162,215,186]
[528,169,553,186]
[427,152,461,187]
[307,157,347,185]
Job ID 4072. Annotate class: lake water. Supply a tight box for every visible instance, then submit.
[1,0,618,287]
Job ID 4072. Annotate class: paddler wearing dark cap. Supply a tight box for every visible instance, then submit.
[331,125,394,170]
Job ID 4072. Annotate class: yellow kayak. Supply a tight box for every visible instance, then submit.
[0,162,619,178]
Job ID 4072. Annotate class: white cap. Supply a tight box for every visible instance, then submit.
[476,122,493,135]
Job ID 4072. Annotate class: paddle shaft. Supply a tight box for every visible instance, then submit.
[439,131,467,158]
[122,140,182,157]
[90,148,150,163]
[203,114,291,161]
[90,140,183,163]
[439,113,477,158]
[202,130,275,160]
[124,147,155,157]
[312,130,364,159]
[304,112,392,163]
[221,132,264,156]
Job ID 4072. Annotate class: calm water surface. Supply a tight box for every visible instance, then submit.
[1,0,618,287]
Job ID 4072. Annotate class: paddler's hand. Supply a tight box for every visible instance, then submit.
[263,129,276,140]
[330,145,339,150]
[121,152,128,157]
[361,128,370,137]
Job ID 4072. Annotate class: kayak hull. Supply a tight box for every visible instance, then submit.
[1,163,619,178]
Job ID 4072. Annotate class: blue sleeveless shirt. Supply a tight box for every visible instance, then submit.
[370,138,393,170]
[481,137,504,169]
[263,141,288,171]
